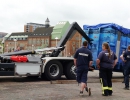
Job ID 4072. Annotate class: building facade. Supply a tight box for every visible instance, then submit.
[24,18,50,32]
[24,23,45,32]
[0,32,8,53]
[4,20,82,56]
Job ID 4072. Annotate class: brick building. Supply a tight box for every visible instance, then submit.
[24,18,50,32]
[4,27,53,52]
[4,20,82,56]
[51,21,82,56]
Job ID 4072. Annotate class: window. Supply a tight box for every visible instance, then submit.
[20,44,24,47]
[42,39,44,44]
[28,39,32,45]
[76,37,79,40]
[33,39,36,45]
[37,39,40,45]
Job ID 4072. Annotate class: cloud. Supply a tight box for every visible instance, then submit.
[0,0,130,33]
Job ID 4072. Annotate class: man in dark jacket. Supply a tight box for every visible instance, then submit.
[74,41,93,96]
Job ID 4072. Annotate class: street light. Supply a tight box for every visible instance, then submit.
[1,38,5,53]
[55,37,58,47]
[6,44,8,52]
[32,44,34,50]
[14,39,17,50]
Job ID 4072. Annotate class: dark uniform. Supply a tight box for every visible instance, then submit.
[74,47,93,83]
[120,54,126,83]
[98,50,117,95]
[123,51,130,89]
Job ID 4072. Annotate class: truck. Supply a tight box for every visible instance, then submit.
[0,22,92,80]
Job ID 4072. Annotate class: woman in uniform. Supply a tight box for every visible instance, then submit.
[96,42,117,96]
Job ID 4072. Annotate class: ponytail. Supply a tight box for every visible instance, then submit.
[108,46,111,58]
[103,42,111,58]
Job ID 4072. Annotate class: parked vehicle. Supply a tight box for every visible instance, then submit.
[0,22,92,80]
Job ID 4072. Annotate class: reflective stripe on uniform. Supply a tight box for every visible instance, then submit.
[103,87,108,90]
[108,87,112,90]
[100,78,104,94]
[100,78,109,94]
[79,53,88,56]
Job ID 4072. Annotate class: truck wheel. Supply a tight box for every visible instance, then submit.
[64,62,76,80]
[44,61,63,80]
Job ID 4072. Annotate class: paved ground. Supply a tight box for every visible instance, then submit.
[0,70,130,100]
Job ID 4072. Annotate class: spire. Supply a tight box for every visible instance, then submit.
[45,17,50,27]
[45,17,50,22]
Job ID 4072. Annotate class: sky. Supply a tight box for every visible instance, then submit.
[0,0,130,34]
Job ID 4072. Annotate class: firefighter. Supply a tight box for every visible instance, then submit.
[122,45,130,90]
[96,42,117,96]
[74,40,93,96]
[120,50,126,83]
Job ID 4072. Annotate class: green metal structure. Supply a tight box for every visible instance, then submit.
[51,21,70,39]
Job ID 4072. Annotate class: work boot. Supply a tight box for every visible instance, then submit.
[85,87,88,92]
[124,87,129,90]
[79,91,83,96]
[102,94,108,96]
[88,88,91,96]
[108,90,113,96]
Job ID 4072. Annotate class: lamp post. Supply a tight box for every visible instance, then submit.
[55,37,58,47]
[32,44,34,50]
[6,44,8,52]
[14,39,17,50]
[1,38,4,53]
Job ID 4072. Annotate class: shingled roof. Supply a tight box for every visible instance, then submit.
[6,32,31,40]
[6,26,54,40]
[28,27,54,37]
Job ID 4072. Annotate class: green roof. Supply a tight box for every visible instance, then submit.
[51,21,70,39]
[4,34,11,37]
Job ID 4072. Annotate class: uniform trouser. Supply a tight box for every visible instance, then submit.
[99,67,112,95]
[124,62,130,88]
[121,64,125,81]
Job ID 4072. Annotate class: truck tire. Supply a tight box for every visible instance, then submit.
[27,76,39,79]
[64,62,76,80]
[41,73,47,80]
[44,61,63,80]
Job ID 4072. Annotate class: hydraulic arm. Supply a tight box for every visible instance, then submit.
[50,22,92,57]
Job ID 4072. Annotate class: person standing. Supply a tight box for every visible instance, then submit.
[14,46,21,52]
[74,40,93,96]
[122,46,130,90]
[120,50,126,83]
[96,42,117,96]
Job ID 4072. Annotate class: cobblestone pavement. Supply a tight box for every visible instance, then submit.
[0,71,129,100]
